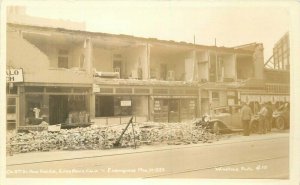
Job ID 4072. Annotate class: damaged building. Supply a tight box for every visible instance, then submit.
[6,23,290,130]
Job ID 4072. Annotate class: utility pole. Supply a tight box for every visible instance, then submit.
[194,35,196,45]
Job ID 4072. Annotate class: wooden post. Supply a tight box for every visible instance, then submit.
[131,121,137,149]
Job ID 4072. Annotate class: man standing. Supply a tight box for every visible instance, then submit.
[258,103,268,134]
[241,102,253,136]
[266,102,273,132]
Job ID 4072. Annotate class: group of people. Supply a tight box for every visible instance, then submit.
[240,102,273,136]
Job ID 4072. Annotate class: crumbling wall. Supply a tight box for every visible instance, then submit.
[253,44,264,79]
[7,31,50,72]
[93,48,113,72]
[223,54,235,80]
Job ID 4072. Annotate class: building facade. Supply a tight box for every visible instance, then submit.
[6,23,290,130]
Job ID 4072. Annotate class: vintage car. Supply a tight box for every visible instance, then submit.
[196,105,259,134]
[272,103,290,130]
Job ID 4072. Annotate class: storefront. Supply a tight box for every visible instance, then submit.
[95,95,148,118]
[240,92,289,113]
[150,87,198,122]
[19,85,91,126]
[151,97,197,122]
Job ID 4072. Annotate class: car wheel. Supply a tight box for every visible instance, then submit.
[275,117,285,130]
[250,120,259,134]
[213,122,220,135]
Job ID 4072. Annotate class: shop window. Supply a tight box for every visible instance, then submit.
[113,54,122,77]
[99,88,113,93]
[212,92,219,99]
[46,87,71,93]
[153,89,168,94]
[6,83,18,94]
[95,96,114,117]
[134,88,150,94]
[25,94,43,124]
[73,88,89,93]
[115,88,132,94]
[58,49,69,68]
[24,86,44,93]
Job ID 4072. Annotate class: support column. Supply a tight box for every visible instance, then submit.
[18,85,25,126]
[197,87,202,117]
[84,37,93,75]
[89,92,95,119]
[146,43,151,79]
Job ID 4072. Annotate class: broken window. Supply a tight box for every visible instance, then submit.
[113,54,123,77]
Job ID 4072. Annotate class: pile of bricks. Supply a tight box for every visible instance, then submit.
[7,120,216,154]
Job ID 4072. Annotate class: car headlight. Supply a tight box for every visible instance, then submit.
[204,116,210,122]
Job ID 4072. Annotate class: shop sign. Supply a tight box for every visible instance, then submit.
[154,100,161,111]
[121,100,131,107]
[6,68,23,82]
[7,113,16,120]
[93,84,100,93]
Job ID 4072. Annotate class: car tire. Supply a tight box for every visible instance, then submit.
[275,117,285,130]
[250,120,259,134]
[213,122,220,135]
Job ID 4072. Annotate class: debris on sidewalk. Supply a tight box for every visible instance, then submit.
[7,120,217,154]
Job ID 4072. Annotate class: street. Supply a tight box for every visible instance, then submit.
[6,132,289,179]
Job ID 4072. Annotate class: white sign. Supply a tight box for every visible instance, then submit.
[93,84,100,93]
[121,100,131,107]
[6,69,23,82]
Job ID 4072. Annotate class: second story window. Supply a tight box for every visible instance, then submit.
[58,49,69,68]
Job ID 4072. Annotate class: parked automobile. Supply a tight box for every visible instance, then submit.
[196,105,258,134]
[272,103,290,130]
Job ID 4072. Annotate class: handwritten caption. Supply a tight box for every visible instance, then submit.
[215,164,268,172]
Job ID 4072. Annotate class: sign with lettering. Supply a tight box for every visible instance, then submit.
[6,69,23,82]
[92,84,100,93]
[120,100,131,107]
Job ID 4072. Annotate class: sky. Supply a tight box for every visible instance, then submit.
[20,1,290,60]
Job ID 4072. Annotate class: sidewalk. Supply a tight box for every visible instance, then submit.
[6,130,289,166]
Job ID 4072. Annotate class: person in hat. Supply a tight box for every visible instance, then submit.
[240,102,253,136]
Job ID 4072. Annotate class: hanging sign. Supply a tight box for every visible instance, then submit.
[6,68,23,82]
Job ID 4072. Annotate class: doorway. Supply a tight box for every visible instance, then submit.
[168,99,180,122]
[95,96,114,117]
[49,95,68,124]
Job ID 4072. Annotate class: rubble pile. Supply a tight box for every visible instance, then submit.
[8,125,141,154]
[138,121,216,145]
[8,120,216,154]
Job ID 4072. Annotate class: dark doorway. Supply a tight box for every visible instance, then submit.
[95,96,114,117]
[49,95,68,124]
[168,99,180,122]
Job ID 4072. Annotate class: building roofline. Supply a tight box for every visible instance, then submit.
[7,23,253,54]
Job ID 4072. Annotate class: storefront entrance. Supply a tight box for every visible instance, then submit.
[49,95,68,124]
[168,99,180,122]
